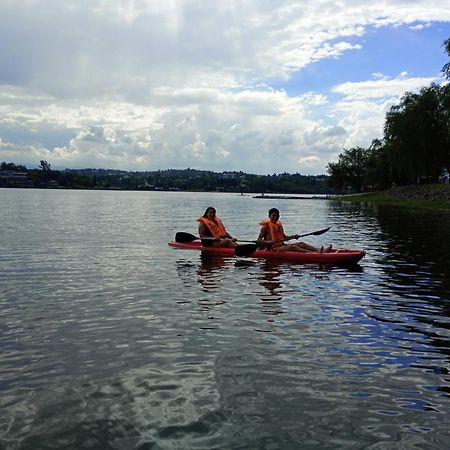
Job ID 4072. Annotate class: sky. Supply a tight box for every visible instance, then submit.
[1,0,450,175]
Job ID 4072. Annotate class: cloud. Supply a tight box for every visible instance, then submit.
[329,72,444,152]
[332,72,439,100]
[409,22,432,30]
[0,1,449,174]
[298,155,321,169]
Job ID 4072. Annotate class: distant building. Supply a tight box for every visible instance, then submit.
[0,170,33,188]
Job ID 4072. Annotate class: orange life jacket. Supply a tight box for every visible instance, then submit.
[259,220,284,247]
[197,216,227,239]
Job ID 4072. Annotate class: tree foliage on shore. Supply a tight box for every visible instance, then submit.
[327,39,450,192]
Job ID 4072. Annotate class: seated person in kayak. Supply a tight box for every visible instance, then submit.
[197,207,237,248]
[257,208,332,253]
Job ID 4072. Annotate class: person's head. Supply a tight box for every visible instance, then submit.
[268,208,280,223]
[203,207,217,219]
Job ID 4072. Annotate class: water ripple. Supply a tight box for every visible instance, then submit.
[1,190,450,448]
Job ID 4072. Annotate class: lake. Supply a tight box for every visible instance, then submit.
[1,188,450,449]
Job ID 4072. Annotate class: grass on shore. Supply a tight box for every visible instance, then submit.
[334,192,450,211]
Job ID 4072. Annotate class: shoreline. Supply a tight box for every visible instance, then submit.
[334,184,450,210]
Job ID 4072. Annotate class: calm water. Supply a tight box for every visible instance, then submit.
[1,189,450,449]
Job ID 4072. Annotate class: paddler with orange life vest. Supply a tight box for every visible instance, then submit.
[197,207,238,248]
[257,208,332,253]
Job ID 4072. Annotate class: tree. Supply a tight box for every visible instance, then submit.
[364,139,392,190]
[327,147,368,192]
[384,84,449,184]
[442,38,450,80]
[1,161,27,171]
[39,160,51,171]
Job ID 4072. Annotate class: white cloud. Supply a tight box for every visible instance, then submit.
[328,72,445,154]
[0,1,449,174]
[298,155,321,169]
[409,22,432,30]
[332,73,439,100]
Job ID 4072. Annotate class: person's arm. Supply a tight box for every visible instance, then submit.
[282,225,299,241]
[284,231,300,241]
[284,232,300,240]
[224,230,237,242]
[256,225,271,245]
[198,222,214,240]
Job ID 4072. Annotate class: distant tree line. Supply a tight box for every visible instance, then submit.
[327,38,450,192]
[1,161,333,194]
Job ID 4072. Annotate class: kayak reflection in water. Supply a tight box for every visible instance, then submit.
[197,207,238,248]
[257,208,332,253]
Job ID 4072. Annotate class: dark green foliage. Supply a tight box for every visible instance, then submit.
[384,84,450,185]
[1,161,28,171]
[442,38,450,80]
[327,147,368,192]
[39,160,51,171]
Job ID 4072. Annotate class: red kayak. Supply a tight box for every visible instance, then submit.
[168,241,366,264]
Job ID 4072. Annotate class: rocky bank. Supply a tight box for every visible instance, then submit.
[385,184,450,203]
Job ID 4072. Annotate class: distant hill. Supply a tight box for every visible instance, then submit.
[1,162,335,194]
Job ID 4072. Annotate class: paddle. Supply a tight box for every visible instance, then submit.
[234,226,331,257]
[175,232,256,244]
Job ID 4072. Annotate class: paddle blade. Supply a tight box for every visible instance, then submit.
[308,226,331,236]
[175,232,198,243]
[235,243,258,257]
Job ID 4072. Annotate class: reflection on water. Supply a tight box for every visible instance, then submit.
[197,253,230,292]
[177,252,368,331]
[1,189,450,449]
